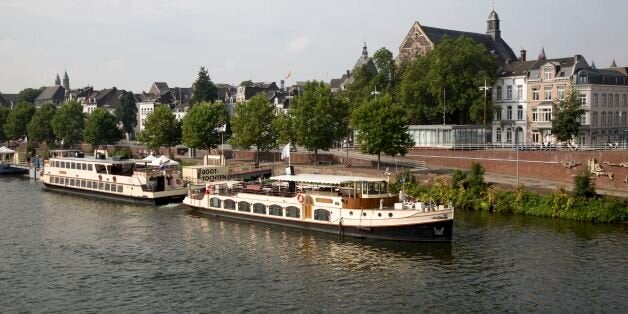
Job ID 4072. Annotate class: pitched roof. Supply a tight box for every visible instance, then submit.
[35,86,65,102]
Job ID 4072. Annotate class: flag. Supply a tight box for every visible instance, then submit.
[280,143,291,160]
[214,124,226,132]
[285,71,291,80]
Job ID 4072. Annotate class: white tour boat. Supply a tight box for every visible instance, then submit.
[41,150,187,205]
[183,173,453,242]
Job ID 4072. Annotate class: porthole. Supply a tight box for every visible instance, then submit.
[362,212,367,216]
[378,213,382,217]
[349,211,353,216]
[388,213,393,217]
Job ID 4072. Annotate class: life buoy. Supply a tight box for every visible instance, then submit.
[297,193,304,203]
[98,175,102,181]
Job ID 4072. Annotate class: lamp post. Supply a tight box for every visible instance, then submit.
[479,79,492,143]
[515,126,523,186]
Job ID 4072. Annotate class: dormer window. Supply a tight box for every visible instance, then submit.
[544,67,552,80]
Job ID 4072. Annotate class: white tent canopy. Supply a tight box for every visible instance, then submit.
[0,146,15,154]
[142,154,157,162]
[150,155,179,166]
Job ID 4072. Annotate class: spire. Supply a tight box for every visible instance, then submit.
[55,73,61,86]
[538,46,546,60]
[62,70,70,90]
[486,9,500,40]
[610,59,617,68]
[361,42,368,60]
[591,60,597,69]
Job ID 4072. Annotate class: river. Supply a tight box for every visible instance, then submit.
[0,177,625,312]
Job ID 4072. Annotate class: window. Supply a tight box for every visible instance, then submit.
[69,179,75,186]
[269,205,283,217]
[517,105,523,120]
[532,131,539,143]
[615,95,620,107]
[593,93,598,107]
[506,128,512,143]
[592,112,598,127]
[82,163,87,171]
[532,108,538,122]
[495,108,502,120]
[614,112,620,126]
[601,112,606,127]
[60,161,65,168]
[506,85,512,100]
[579,114,586,125]
[496,86,502,100]
[60,178,65,185]
[544,68,552,80]
[224,199,235,210]
[496,128,502,142]
[517,85,523,100]
[210,197,221,208]
[314,209,331,221]
[81,180,86,188]
[602,94,607,106]
[541,108,552,122]
[253,203,266,215]
[111,184,116,192]
[105,183,110,191]
[285,206,300,218]
[544,88,552,100]
[557,86,565,100]
[507,106,513,120]
[71,162,76,169]
[622,112,627,126]
[117,185,123,193]
[532,88,540,101]
[580,94,587,106]
[624,94,627,107]
[237,202,250,212]
[88,164,93,171]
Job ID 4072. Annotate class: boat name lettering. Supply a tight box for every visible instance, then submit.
[200,174,228,181]
[432,214,448,220]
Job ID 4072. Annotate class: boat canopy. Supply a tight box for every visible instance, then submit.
[270,174,385,185]
[0,146,15,154]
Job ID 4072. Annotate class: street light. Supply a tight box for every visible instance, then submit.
[479,79,492,143]
[515,126,523,186]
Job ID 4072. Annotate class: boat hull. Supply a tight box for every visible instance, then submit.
[186,204,453,242]
[0,166,29,175]
[42,183,185,205]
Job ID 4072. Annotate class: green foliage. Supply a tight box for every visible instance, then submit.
[292,81,348,162]
[273,111,296,145]
[116,91,137,138]
[190,66,218,105]
[372,47,394,93]
[17,87,44,104]
[52,101,85,148]
[83,108,124,147]
[27,103,57,144]
[344,65,377,110]
[388,170,416,193]
[137,105,181,151]
[0,107,9,142]
[552,84,586,142]
[4,102,36,140]
[112,146,133,159]
[229,95,276,162]
[350,93,414,169]
[182,101,225,150]
[573,167,596,199]
[399,36,497,124]
[239,80,254,87]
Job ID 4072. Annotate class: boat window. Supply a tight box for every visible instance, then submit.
[95,164,107,174]
[53,177,58,184]
[314,209,331,221]
[71,162,76,169]
[99,182,104,190]
[110,163,134,176]
[111,184,116,191]
[210,197,221,208]
[366,182,381,194]
[105,183,110,191]
[269,205,283,216]
[69,179,75,186]
[88,164,93,171]
[60,161,66,168]
[81,180,86,188]
[81,163,86,170]
[224,199,236,210]
[117,185,123,193]
[238,202,251,212]
[286,206,300,218]
[253,203,266,215]
[60,178,65,185]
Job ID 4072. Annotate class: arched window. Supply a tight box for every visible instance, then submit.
[238,202,251,212]
[224,199,236,210]
[285,206,300,218]
[269,205,283,217]
[314,209,331,221]
[210,197,221,208]
[506,128,512,143]
[253,203,266,214]
[496,128,502,142]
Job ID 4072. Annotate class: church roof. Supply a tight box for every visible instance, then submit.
[488,10,499,20]
[35,86,65,103]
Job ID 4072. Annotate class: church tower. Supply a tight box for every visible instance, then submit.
[361,42,369,60]
[55,73,61,86]
[62,70,70,90]
[486,10,500,41]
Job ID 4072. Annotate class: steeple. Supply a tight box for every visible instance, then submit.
[538,46,546,61]
[486,10,500,40]
[361,42,369,60]
[610,59,617,68]
[62,70,70,90]
[591,60,597,69]
[55,73,61,86]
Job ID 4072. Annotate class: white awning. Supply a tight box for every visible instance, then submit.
[270,174,386,185]
[0,146,15,154]
[142,154,156,162]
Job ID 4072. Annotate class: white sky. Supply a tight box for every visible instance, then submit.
[1,0,626,93]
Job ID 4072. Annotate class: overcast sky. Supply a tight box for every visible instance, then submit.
[1,0,626,93]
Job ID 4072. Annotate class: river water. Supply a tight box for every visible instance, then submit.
[0,177,626,313]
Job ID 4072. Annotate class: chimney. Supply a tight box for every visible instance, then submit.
[520,49,527,62]
[346,70,350,77]
[574,54,582,62]
[280,80,285,91]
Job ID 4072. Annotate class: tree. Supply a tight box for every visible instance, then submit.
[84,108,124,147]
[52,101,85,148]
[116,91,137,139]
[190,66,218,105]
[0,107,10,143]
[552,84,586,143]
[239,80,254,87]
[573,167,595,199]
[17,87,45,104]
[182,101,225,150]
[229,95,276,164]
[350,94,414,169]
[273,111,296,146]
[372,47,394,93]
[292,81,348,163]
[137,105,181,153]
[399,36,497,124]
[4,103,35,140]
[27,103,57,145]
[344,65,377,111]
